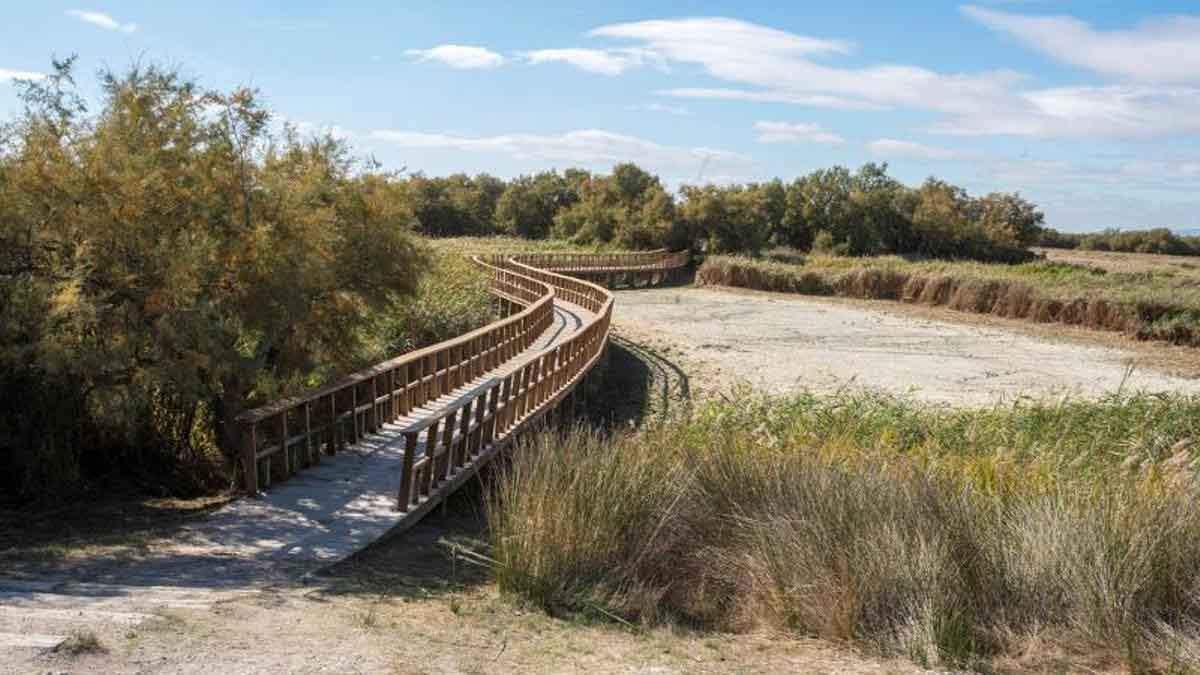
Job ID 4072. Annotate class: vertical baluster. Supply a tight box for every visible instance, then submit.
[440,410,457,480]
[304,402,314,466]
[399,432,418,512]
[331,392,342,454]
[241,421,258,494]
[397,366,408,417]
[473,389,488,456]
[422,419,441,498]
[457,399,473,468]
[350,385,360,445]
[499,376,513,434]
[276,411,289,482]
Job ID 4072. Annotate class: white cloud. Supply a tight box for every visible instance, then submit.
[0,68,45,82]
[658,87,884,111]
[591,17,853,61]
[589,15,1200,140]
[867,139,958,160]
[522,48,658,76]
[590,17,1018,117]
[405,45,505,69]
[368,128,748,174]
[962,5,1200,83]
[66,9,137,33]
[627,102,690,115]
[754,121,844,145]
[939,85,1200,138]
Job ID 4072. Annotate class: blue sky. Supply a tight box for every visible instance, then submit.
[2,2,1199,231]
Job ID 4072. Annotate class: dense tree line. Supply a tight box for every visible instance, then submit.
[1038,227,1200,256]
[405,162,1044,263]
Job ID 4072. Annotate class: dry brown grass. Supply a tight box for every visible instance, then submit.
[487,392,1200,672]
[697,253,1200,347]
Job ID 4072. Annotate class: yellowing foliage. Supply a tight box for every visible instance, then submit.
[0,59,426,500]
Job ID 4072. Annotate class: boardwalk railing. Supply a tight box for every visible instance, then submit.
[508,249,690,273]
[235,248,689,513]
[394,257,613,514]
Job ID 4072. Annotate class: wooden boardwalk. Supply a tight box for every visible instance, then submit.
[0,250,688,655]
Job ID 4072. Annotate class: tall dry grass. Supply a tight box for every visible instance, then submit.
[487,391,1200,671]
[697,253,1200,347]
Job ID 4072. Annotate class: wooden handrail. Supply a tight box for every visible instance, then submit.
[236,248,685,498]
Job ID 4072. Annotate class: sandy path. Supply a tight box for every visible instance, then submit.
[614,286,1200,406]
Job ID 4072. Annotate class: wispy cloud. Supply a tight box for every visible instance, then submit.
[658,87,883,111]
[867,139,958,160]
[961,4,1200,83]
[585,15,1200,140]
[0,68,46,82]
[626,102,690,116]
[368,128,748,174]
[405,45,505,69]
[522,48,660,76]
[66,9,137,33]
[754,121,844,144]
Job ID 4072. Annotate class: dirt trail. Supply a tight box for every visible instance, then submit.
[615,286,1200,405]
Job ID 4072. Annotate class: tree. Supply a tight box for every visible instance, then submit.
[974,192,1044,248]
[0,61,426,499]
[496,174,562,239]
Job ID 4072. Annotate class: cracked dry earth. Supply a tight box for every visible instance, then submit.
[613,286,1200,405]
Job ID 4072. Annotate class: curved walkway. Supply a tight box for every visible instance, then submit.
[0,252,688,655]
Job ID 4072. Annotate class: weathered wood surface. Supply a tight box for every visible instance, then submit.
[234,249,688,522]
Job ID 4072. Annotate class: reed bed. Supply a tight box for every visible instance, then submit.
[488,391,1200,671]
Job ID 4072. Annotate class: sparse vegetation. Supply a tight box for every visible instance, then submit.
[56,629,106,656]
[698,252,1200,346]
[487,391,1200,671]
[1040,226,1200,257]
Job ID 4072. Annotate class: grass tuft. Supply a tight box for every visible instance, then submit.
[56,629,106,656]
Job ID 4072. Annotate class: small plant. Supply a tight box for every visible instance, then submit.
[56,629,106,656]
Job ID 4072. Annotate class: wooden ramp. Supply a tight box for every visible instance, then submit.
[0,251,688,656]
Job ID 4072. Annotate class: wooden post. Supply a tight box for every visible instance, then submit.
[365,376,375,433]
[241,421,258,494]
[399,365,410,416]
[458,399,473,467]
[473,389,488,455]
[331,393,343,455]
[304,402,314,466]
[423,419,441,496]
[399,432,418,511]
[276,411,289,481]
[350,385,359,445]
[441,410,457,480]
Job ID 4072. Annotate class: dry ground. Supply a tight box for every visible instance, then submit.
[613,285,1200,404]
[9,497,928,674]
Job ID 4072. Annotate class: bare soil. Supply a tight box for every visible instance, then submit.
[613,286,1200,405]
[12,496,927,674]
